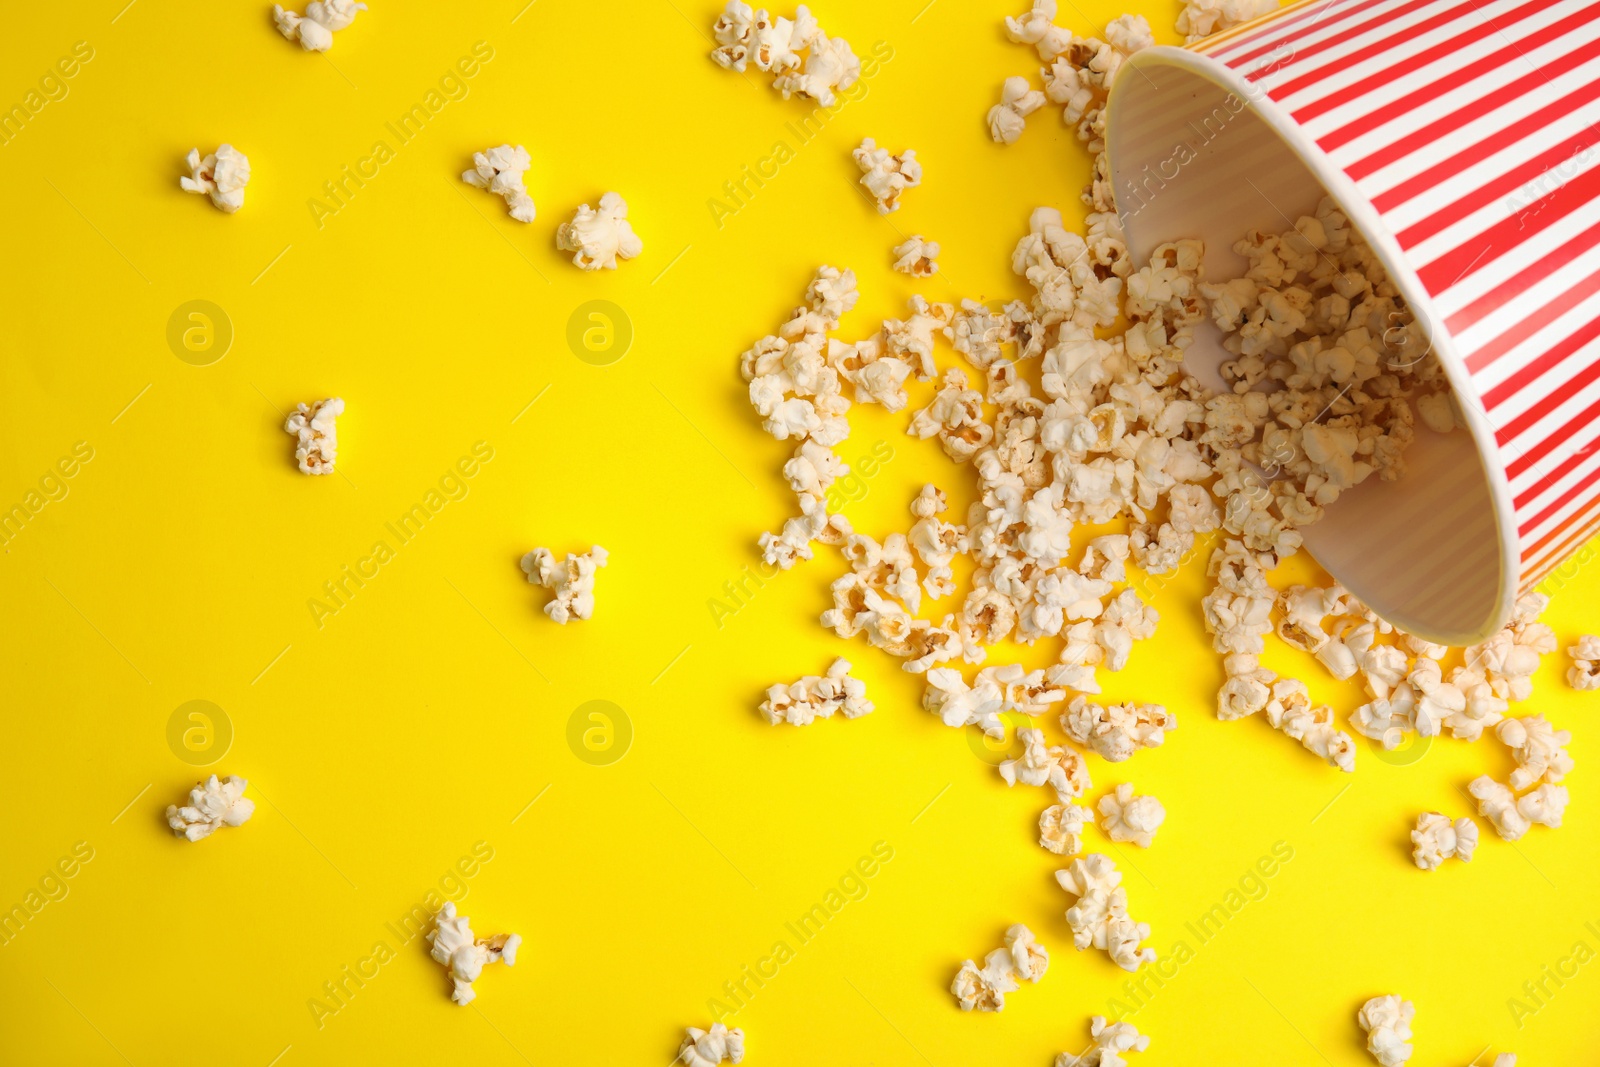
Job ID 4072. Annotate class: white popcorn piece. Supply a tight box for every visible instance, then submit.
[1005,923,1051,981]
[1054,1015,1150,1067]
[1176,0,1277,43]
[165,774,254,842]
[284,397,344,475]
[1261,675,1356,772]
[1006,0,1072,60]
[909,484,968,599]
[273,0,366,51]
[462,145,537,222]
[1055,853,1155,972]
[1567,634,1600,690]
[853,138,922,214]
[892,235,940,278]
[1097,784,1164,848]
[1040,802,1092,855]
[678,1023,745,1067]
[1469,776,1530,841]
[760,658,873,725]
[1062,697,1175,763]
[1496,714,1573,791]
[1409,812,1477,870]
[1517,783,1569,830]
[1358,995,1414,1067]
[951,924,1048,1012]
[988,75,1047,145]
[1000,727,1091,801]
[180,145,251,213]
[425,902,520,1006]
[520,545,608,624]
[555,192,642,271]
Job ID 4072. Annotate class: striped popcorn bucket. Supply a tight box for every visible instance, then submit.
[1105,0,1600,644]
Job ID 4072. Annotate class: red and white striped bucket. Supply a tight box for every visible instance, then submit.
[1106,0,1600,645]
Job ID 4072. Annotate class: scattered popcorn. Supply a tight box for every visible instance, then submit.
[1358,995,1414,1067]
[1062,697,1174,762]
[760,657,872,724]
[892,235,940,278]
[1176,0,1277,43]
[462,145,537,222]
[520,545,607,623]
[1409,812,1477,870]
[988,75,1047,144]
[1040,802,1092,855]
[273,0,366,52]
[1567,634,1600,690]
[1054,1015,1150,1067]
[425,902,520,1006]
[555,192,642,270]
[853,139,922,214]
[951,924,1048,1011]
[1096,783,1164,847]
[711,4,861,106]
[284,397,344,475]
[165,774,254,842]
[180,145,250,214]
[1496,714,1573,791]
[1055,853,1155,971]
[678,1023,745,1067]
[1000,727,1091,801]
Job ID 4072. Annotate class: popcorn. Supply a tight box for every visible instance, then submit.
[1357,995,1414,1067]
[1496,714,1573,791]
[284,397,344,475]
[679,1023,745,1067]
[462,145,537,223]
[988,75,1048,144]
[1466,593,1555,702]
[273,0,366,52]
[555,192,642,271]
[425,902,520,1006]
[1054,1015,1150,1067]
[165,774,254,841]
[1096,783,1164,847]
[1517,782,1569,829]
[951,924,1049,1011]
[1409,812,1477,870]
[999,727,1091,801]
[1003,922,1051,981]
[1055,853,1155,971]
[1263,676,1356,772]
[760,658,873,724]
[909,485,968,599]
[1567,634,1600,690]
[1062,697,1174,763]
[711,5,860,105]
[1176,0,1277,43]
[1005,0,1072,60]
[909,368,994,462]
[180,145,250,213]
[1040,802,1092,854]
[1468,776,1530,841]
[892,235,940,278]
[520,545,607,624]
[853,139,922,214]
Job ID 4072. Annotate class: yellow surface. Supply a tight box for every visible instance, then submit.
[1,2,1596,1065]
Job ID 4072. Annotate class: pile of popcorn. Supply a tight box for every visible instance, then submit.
[950,923,1049,1011]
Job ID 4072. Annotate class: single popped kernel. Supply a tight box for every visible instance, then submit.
[1054,1014,1150,1067]
[1409,812,1477,870]
[273,0,366,50]
[1358,995,1414,1067]
[556,192,642,270]
[1567,634,1600,690]
[1096,783,1164,847]
[284,397,344,475]
[760,658,873,724]
[678,1023,745,1066]
[180,145,250,213]
[165,775,254,841]
[521,545,607,623]
[853,138,922,214]
[426,902,520,1006]
[462,145,536,222]
[988,75,1047,144]
[1040,802,1091,855]
[892,235,940,278]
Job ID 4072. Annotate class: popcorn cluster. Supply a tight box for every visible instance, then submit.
[556,192,642,271]
[853,139,922,215]
[710,3,861,106]
[1064,697,1174,762]
[462,145,537,223]
[760,657,873,724]
[1054,1015,1150,1067]
[1097,783,1164,847]
[1468,712,1571,840]
[1409,812,1476,870]
[520,546,607,624]
[1358,995,1414,1067]
[165,774,254,842]
[950,923,1049,1012]
[284,397,344,476]
[1055,853,1154,971]
[426,902,520,1006]
[678,1023,745,1066]
[180,145,251,214]
[1567,634,1600,690]
[273,0,366,51]
[1176,0,1278,43]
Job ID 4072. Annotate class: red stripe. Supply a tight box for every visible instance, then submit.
[1503,381,1600,480]
[1415,161,1600,293]
[1215,0,1389,63]
[1472,272,1600,381]
[1342,34,1600,181]
[1262,0,1481,95]
[1514,429,1600,508]
[1444,214,1600,335]
[1524,500,1600,568]
[1518,454,1600,535]
[1306,3,1596,147]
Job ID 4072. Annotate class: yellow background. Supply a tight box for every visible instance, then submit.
[1,1,1595,1064]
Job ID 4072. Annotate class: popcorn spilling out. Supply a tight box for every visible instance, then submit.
[462,145,536,223]
[1567,634,1600,690]
[180,145,250,214]
[165,775,254,842]
[1176,0,1277,43]
[1056,853,1155,971]
[853,139,922,214]
[425,902,520,1006]
[950,923,1048,1011]
[1000,727,1091,802]
[284,397,344,475]
[892,235,940,278]
[1358,995,1414,1067]
[1054,1015,1150,1067]
[556,192,642,271]
[678,1023,745,1066]
[988,75,1046,145]
[273,0,366,51]
[1096,783,1164,848]
[521,546,607,624]
[760,657,873,724]
[999,3,1152,157]
[1040,801,1092,855]
[709,3,860,106]
[1409,812,1476,870]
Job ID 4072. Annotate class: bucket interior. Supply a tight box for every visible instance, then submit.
[1105,51,1507,645]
